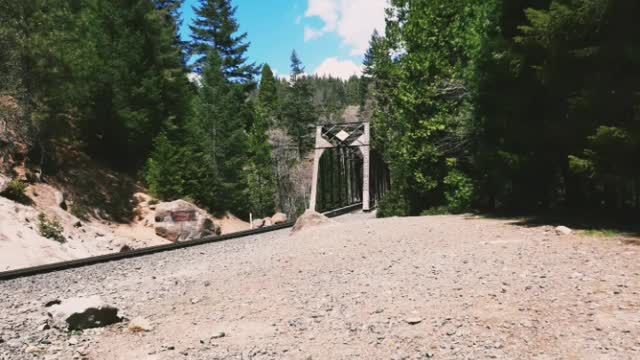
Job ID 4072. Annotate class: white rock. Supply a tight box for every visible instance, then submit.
[47,295,122,331]
[291,210,334,234]
[54,191,67,210]
[24,345,40,354]
[404,317,422,325]
[252,218,265,229]
[555,226,573,236]
[271,212,288,225]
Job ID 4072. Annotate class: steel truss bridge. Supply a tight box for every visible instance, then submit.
[310,122,390,213]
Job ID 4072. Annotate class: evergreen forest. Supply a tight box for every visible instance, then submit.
[1,0,639,221]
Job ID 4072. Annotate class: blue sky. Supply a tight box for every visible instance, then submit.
[179,0,387,79]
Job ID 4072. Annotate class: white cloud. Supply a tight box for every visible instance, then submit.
[313,57,363,80]
[305,0,339,32]
[304,26,325,42]
[303,0,387,55]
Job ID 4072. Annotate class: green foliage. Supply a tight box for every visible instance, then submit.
[1,179,30,204]
[420,207,450,216]
[371,0,491,215]
[145,132,190,200]
[583,229,620,238]
[70,203,91,222]
[245,66,277,217]
[376,187,409,218]
[443,160,475,214]
[190,0,258,84]
[37,213,65,243]
[0,0,192,172]
[370,0,640,214]
[280,51,317,155]
[146,51,250,216]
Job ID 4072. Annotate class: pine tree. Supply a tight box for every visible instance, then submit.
[189,0,258,84]
[83,0,193,170]
[360,30,382,107]
[186,51,249,214]
[257,64,279,119]
[281,51,316,155]
[245,66,278,217]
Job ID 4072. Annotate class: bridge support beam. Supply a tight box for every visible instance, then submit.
[309,148,324,212]
[358,123,371,212]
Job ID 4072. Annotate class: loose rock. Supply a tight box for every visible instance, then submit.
[252,218,265,229]
[271,212,288,225]
[47,295,122,331]
[128,317,154,333]
[291,210,333,234]
[404,317,423,325]
[555,226,573,235]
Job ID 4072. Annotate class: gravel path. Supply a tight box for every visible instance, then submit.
[1,213,639,359]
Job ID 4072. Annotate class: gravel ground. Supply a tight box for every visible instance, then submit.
[1,213,639,360]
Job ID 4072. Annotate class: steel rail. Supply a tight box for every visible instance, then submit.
[0,203,363,281]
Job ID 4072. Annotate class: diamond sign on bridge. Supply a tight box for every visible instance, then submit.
[336,130,350,142]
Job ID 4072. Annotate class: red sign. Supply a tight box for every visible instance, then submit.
[171,210,196,222]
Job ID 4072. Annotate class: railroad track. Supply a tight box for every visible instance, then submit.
[0,204,364,281]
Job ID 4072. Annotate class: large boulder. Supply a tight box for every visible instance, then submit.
[252,218,265,229]
[154,200,220,242]
[271,212,288,225]
[291,209,334,234]
[47,295,122,331]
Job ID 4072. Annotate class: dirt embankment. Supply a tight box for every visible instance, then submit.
[1,99,249,271]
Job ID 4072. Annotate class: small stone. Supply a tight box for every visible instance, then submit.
[44,299,61,307]
[128,317,154,333]
[404,317,422,325]
[68,337,79,346]
[210,332,225,339]
[555,226,573,236]
[25,345,40,354]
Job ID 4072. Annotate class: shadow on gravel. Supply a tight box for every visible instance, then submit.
[476,208,640,242]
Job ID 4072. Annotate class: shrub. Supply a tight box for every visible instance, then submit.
[1,179,30,204]
[70,203,91,221]
[421,206,450,216]
[376,188,409,218]
[148,198,159,206]
[443,160,475,214]
[37,213,65,243]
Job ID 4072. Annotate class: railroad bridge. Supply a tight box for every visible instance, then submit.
[310,122,390,213]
